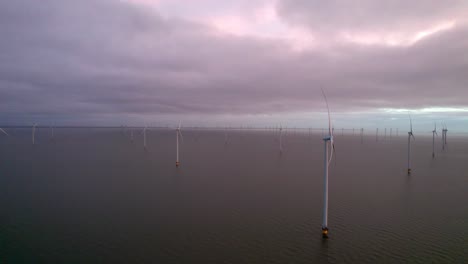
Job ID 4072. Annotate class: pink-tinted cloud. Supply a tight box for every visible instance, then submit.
[1,0,468,130]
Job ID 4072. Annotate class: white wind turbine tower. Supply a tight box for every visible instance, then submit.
[320,89,335,239]
[441,123,445,151]
[143,125,147,150]
[279,124,283,154]
[443,123,448,148]
[49,124,55,141]
[176,122,183,167]
[407,114,415,174]
[224,126,228,145]
[0,128,9,136]
[32,123,38,145]
[360,128,364,144]
[432,123,438,158]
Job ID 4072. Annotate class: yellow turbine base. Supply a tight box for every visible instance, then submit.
[176,161,180,167]
[322,227,329,238]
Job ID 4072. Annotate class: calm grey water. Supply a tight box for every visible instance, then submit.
[1,128,467,263]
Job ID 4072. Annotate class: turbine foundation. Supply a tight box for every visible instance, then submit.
[176,161,180,167]
[322,227,329,238]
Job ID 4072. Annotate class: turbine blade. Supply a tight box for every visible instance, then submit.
[408,112,413,132]
[179,130,184,143]
[0,128,9,136]
[321,88,332,136]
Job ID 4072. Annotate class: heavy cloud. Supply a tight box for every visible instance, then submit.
[0,0,467,126]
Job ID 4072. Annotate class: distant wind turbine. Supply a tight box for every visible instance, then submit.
[407,114,415,174]
[32,123,38,145]
[224,127,228,145]
[320,89,335,239]
[279,124,283,154]
[143,125,147,150]
[376,128,379,142]
[443,124,448,148]
[176,122,183,167]
[360,128,364,144]
[441,123,445,151]
[49,125,54,141]
[432,123,438,158]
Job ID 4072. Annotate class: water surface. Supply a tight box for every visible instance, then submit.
[1,128,467,263]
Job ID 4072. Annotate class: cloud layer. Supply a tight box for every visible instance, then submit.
[0,0,467,127]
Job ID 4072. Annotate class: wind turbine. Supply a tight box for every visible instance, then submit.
[143,125,147,150]
[279,124,283,154]
[441,123,445,151]
[176,122,183,167]
[320,89,335,239]
[432,123,438,158]
[444,124,448,147]
[224,126,228,146]
[360,128,364,144]
[407,114,415,174]
[49,124,55,141]
[0,128,9,136]
[32,123,38,145]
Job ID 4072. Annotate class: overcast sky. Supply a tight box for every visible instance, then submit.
[1,0,467,132]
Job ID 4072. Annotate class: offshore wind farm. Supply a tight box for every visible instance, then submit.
[1,124,468,263]
[2,0,468,263]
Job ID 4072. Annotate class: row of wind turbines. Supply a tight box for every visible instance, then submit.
[0,98,452,239]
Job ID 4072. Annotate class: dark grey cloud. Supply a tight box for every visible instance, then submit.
[1,0,468,126]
